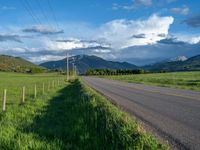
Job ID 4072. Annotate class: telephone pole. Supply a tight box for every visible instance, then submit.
[66,52,69,81]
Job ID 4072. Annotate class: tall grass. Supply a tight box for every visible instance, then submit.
[0,73,167,149]
[0,72,66,110]
[100,71,200,91]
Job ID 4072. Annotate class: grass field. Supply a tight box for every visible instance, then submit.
[0,72,66,109]
[100,71,200,91]
[0,72,167,149]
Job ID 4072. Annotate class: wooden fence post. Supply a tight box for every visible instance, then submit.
[22,86,25,103]
[52,80,54,89]
[2,89,7,111]
[48,82,50,91]
[34,84,37,99]
[43,83,45,94]
[58,80,59,86]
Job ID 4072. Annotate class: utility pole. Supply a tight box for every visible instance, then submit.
[66,52,69,81]
[74,65,76,76]
[72,63,75,77]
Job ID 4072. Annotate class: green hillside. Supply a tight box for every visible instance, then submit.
[0,55,45,73]
[144,55,200,71]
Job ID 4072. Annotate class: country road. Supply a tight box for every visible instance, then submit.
[82,77,200,150]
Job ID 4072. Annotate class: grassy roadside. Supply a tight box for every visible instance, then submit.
[0,76,168,149]
[99,71,200,91]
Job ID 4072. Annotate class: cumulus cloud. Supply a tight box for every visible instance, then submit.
[0,34,22,43]
[97,14,174,49]
[29,55,66,63]
[51,39,110,51]
[22,25,64,35]
[3,13,200,65]
[170,6,189,16]
[183,13,200,27]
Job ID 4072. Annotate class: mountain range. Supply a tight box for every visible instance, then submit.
[144,55,200,71]
[40,54,200,73]
[40,55,138,74]
[0,54,200,74]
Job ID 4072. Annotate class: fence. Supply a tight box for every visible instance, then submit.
[1,79,66,112]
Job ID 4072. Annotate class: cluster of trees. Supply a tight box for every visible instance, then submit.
[0,66,45,74]
[85,69,147,76]
[25,67,45,73]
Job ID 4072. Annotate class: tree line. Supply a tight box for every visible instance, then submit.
[85,69,148,76]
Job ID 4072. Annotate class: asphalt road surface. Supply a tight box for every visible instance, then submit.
[82,77,200,150]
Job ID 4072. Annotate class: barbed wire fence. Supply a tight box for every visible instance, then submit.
[1,78,66,112]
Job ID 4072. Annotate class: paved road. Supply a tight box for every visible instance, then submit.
[82,77,200,150]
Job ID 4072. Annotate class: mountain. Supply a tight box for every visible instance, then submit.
[144,55,200,71]
[0,55,45,73]
[40,55,138,74]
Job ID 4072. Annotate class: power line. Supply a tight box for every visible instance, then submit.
[47,0,60,31]
[35,0,55,30]
[21,0,41,25]
[46,0,71,79]
[22,0,43,25]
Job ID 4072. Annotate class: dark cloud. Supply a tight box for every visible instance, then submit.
[56,39,75,43]
[22,26,64,35]
[56,39,109,45]
[158,37,186,45]
[114,41,200,65]
[157,33,166,37]
[183,13,200,27]
[56,39,99,43]
[0,35,22,43]
[131,33,146,38]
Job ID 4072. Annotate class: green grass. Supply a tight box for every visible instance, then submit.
[0,72,168,149]
[0,72,66,109]
[100,71,200,91]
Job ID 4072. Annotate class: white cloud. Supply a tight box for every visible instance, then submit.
[93,49,111,53]
[29,55,65,63]
[174,34,200,44]
[170,6,189,16]
[46,38,110,51]
[10,47,26,52]
[112,0,152,10]
[97,14,174,49]
[2,13,200,64]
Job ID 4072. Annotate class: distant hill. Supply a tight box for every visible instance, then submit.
[144,55,200,71]
[0,55,45,73]
[40,55,138,74]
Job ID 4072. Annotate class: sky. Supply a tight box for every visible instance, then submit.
[0,0,200,65]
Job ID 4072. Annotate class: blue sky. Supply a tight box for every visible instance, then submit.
[0,0,200,65]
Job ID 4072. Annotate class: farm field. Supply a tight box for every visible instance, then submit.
[100,71,200,91]
[0,72,167,149]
